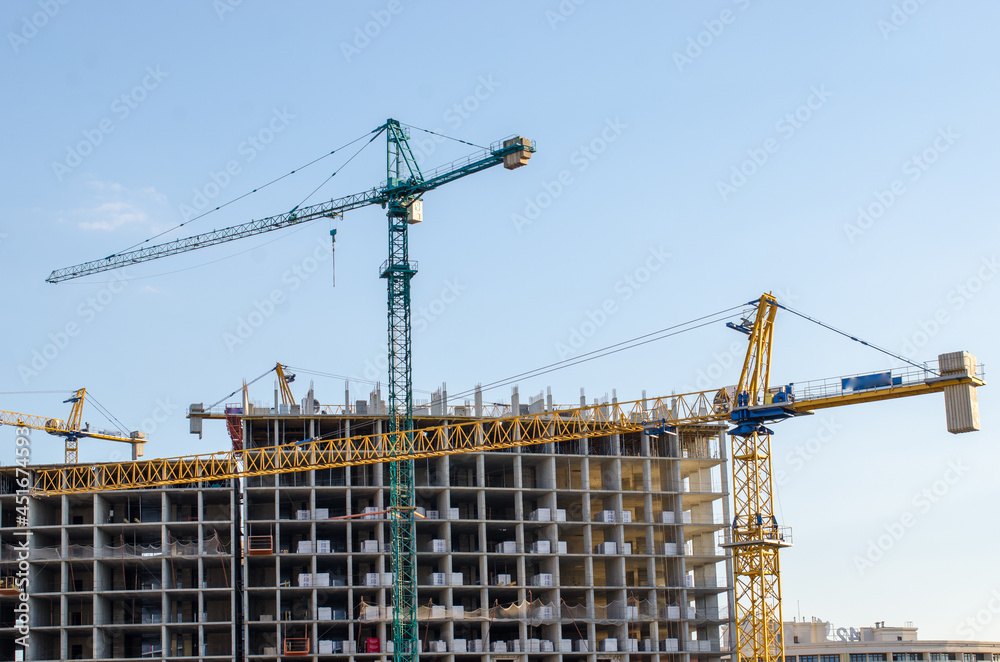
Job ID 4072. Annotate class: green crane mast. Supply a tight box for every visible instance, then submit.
[383,119,423,662]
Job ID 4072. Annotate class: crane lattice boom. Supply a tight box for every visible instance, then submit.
[45,131,534,284]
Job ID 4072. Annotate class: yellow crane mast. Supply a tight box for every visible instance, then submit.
[724,295,790,662]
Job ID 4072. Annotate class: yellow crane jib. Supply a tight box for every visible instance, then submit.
[0,388,146,463]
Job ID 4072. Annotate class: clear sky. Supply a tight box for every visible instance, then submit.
[2,0,998,642]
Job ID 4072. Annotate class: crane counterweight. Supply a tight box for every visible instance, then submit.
[503,136,533,169]
[938,350,981,432]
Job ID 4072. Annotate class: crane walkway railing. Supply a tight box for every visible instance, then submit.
[792,361,985,405]
[378,136,535,194]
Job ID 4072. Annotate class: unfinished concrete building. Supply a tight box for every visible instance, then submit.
[0,468,236,660]
[0,385,733,662]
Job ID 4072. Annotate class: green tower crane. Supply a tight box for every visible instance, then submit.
[46,118,535,662]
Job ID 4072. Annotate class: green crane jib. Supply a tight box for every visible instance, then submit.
[46,118,536,662]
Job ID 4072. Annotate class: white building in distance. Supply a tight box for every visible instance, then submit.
[783,619,1000,662]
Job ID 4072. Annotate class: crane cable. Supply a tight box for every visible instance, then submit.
[400,122,487,150]
[205,360,436,421]
[447,304,747,401]
[288,128,383,212]
[284,305,747,447]
[284,366,437,396]
[85,392,132,434]
[774,302,940,376]
[207,365,280,411]
[453,297,946,402]
[112,129,378,257]
[285,305,746,406]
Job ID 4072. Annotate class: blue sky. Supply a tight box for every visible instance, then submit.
[2,0,999,642]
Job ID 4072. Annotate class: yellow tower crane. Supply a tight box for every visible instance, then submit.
[25,295,984,662]
[275,363,296,410]
[210,362,297,451]
[1,388,146,463]
[205,363,295,451]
